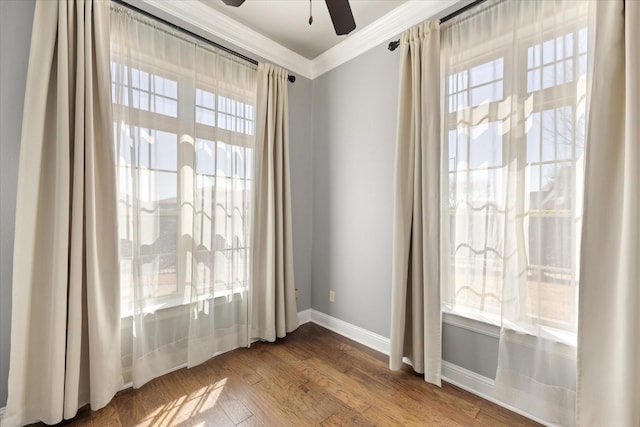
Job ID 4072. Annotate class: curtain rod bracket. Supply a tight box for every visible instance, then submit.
[388,40,400,51]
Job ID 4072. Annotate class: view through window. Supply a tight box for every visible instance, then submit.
[443,23,588,334]
[112,61,255,317]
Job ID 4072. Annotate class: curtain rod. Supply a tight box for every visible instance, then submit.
[111,0,296,83]
[387,0,487,51]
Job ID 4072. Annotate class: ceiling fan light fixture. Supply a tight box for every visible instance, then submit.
[324,0,356,35]
[217,0,355,36]
[221,0,245,6]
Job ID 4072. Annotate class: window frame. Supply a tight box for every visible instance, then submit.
[111,51,256,318]
[442,17,588,337]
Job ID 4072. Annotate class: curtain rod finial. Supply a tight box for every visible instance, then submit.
[288,75,296,83]
[388,40,400,51]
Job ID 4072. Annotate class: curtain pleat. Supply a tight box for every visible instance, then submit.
[577,1,640,425]
[250,63,298,342]
[389,21,442,386]
[3,1,122,425]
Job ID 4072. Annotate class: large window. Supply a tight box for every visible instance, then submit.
[443,20,588,334]
[112,56,255,317]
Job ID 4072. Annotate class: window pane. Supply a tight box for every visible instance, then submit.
[132,89,149,111]
[233,146,245,178]
[470,58,503,86]
[196,107,215,126]
[448,58,503,112]
[196,88,216,126]
[245,148,254,178]
[131,69,148,89]
[154,75,177,98]
[469,121,502,168]
[448,128,469,170]
[527,31,582,93]
[196,138,216,175]
[529,164,541,193]
[470,83,503,108]
[526,112,541,163]
[217,142,232,178]
[196,88,215,109]
[541,107,573,162]
[140,170,177,205]
[150,130,177,171]
[152,95,177,117]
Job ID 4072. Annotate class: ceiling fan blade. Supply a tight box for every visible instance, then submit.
[221,0,245,6]
[324,0,356,35]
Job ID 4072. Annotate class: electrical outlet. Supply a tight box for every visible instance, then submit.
[329,290,335,302]
[295,288,300,299]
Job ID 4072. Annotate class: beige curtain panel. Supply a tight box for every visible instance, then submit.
[250,63,298,342]
[3,0,122,426]
[389,21,442,386]
[578,1,640,425]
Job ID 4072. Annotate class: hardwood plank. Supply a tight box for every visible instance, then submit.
[235,415,265,427]
[113,389,147,427]
[280,331,483,426]
[218,399,252,425]
[46,323,541,427]
[294,330,487,424]
[89,401,121,427]
[320,412,376,427]
[272,343,472,427]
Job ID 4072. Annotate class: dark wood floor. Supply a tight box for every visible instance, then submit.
[56,323,540,426]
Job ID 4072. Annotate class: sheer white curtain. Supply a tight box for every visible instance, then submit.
[578,1,640,425]
[3,1,121,425]
[389,21,442,386]
[110,5,257,388]
[250,63,298,342]
[441,1,592,424]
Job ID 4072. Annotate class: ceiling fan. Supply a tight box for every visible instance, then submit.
[221,0,357,36]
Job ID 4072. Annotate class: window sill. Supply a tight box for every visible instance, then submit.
[442,309,577,347]
[442,310,501,339]
[121,286,248,319]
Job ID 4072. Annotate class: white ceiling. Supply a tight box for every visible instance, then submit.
[142,0,460,79]
[199,0,408,59]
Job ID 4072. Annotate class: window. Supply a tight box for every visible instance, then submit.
[112,58,255,317]
[443,22,589,334]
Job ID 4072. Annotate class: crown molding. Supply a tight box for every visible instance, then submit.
[309,0,460,79]
[139,0,314,79]
[137,0,462,81]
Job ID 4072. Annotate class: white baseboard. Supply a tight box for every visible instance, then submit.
[441,360,496,397]
[297,308,312,325]
[442,361,551,426]
[308,309,390,356]
[302,309,545,426]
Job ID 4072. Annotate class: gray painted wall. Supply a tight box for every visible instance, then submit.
[287,76,313,312]
[311,44,398,337]
[443,323,499,379]
[0,0,36,408]
[309,42,500,378]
